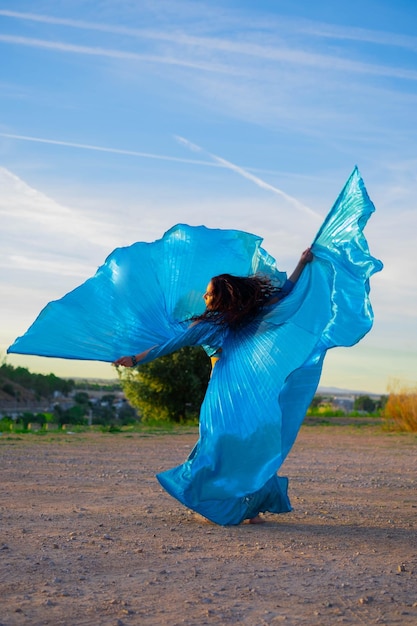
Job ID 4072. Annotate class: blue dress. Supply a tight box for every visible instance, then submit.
[8,167,383,525]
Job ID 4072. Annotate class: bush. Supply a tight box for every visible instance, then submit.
[383,380,417,431]
[0,416,13,431]
[119,346,210,423]
[60,405,88,426]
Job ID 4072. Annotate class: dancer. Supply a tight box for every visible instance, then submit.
[8,167,383,525]
[113,247,313,368]
[114,249,314,525]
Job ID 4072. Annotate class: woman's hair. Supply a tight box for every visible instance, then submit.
[195,273,279,329]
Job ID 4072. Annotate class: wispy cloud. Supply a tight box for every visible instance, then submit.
[297,20,417,52]
[1,11,417,82]
[4,255,94,278]
[0,166,119,254]
[2,6,417,152]
[3,8,417,54]
[0,9,160,36]
[0,34,243,76]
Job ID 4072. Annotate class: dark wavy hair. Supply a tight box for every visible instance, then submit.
[195,273,279,329]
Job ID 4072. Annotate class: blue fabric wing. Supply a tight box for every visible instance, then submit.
[8,225,286,361]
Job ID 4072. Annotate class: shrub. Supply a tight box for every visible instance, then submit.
[119,346,210,423]
[0,416,13,431]
[383,380,417,431]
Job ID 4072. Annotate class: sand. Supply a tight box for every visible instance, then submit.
[0,424,416,625]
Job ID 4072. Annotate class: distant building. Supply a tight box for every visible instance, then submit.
[331,395,355,412]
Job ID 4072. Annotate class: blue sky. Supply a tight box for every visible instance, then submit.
[1,0,416,394]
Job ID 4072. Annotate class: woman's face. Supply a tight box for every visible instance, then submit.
[203,281,215,310]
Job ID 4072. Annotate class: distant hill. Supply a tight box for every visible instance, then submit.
[318,386,383,398]
[0,363,74,412]
[0,379,39,406]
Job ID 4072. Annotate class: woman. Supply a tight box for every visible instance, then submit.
[8,167,382,525]
[113,249,314,524]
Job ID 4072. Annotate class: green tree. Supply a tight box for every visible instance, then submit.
[117,401,138,425]
[354,395,377,413]
[2,382,16,396]
[119,347,211,423]
[59,404,88,426]
[73,391,90,406]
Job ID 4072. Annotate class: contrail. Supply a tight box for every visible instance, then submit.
[0,132,216,167]
[1,131,321,219]
[175,135,321,220]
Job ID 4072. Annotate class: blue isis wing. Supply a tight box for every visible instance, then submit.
[7,224,286,362]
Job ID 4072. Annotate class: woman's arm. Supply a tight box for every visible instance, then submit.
[266,248,313,306]
[113,347,155,368]
[287,248,313,284]
[113,319,223,369]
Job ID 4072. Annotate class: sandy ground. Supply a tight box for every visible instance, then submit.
[0,423,416,626]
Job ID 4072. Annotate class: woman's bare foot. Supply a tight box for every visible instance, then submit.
[248,515,266,524]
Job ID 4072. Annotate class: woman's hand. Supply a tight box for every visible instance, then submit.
[300,247,313,265]
[112,346,155,368]
[288,248,314,284]
[112,355,138,368]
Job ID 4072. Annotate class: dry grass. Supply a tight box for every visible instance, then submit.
[383,379,417,431]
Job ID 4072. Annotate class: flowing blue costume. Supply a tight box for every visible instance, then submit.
[8,167,382,525]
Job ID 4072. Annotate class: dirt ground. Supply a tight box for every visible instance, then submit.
[0,423,416,626]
